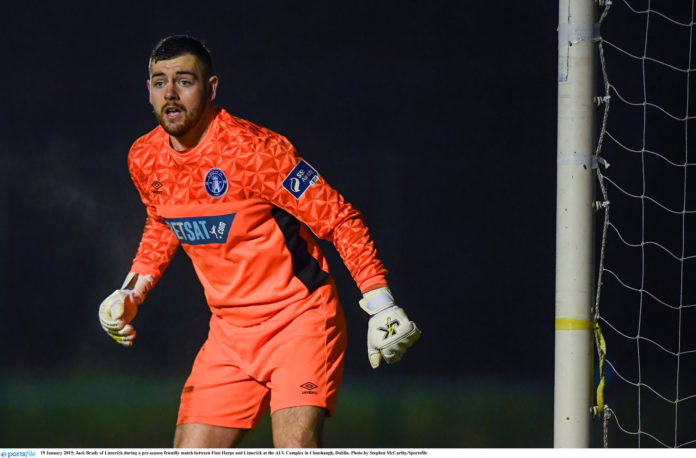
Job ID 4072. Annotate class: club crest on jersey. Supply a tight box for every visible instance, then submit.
[204,168,228,198]
[282,159,319,199]
[163,214,236,245]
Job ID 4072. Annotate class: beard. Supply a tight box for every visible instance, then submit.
[154,102,204,138]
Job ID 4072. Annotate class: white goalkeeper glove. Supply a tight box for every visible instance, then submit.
[359,287,421,369]
[98,272,152,347]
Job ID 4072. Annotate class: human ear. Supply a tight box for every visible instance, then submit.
[146,80,153,105]
[207,76,219,102]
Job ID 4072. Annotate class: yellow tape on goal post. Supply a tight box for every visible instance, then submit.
[555,318,593,330]
[555,318,607,417]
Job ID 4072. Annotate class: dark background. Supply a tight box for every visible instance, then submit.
[0,0,564,448]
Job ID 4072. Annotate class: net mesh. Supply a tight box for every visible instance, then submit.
[593,0,696,448]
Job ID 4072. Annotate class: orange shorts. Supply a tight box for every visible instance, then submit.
[176,281,347,429]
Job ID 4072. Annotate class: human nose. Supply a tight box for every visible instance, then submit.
[164,82,179,100]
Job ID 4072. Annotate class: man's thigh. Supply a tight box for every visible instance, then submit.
[174,423,246,448]
[271,406,326,448]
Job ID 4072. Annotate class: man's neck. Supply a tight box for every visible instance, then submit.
[170,107,215,152]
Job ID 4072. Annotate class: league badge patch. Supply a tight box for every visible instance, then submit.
[282,159,319,199]
[204,168,228,198]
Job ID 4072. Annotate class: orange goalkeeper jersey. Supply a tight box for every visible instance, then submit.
[127,107,387,322]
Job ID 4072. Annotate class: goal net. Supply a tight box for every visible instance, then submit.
[593,0,696,447]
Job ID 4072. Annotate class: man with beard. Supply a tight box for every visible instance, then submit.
[97,35,420,448]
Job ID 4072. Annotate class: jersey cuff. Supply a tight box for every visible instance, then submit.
[359,278,389,295]
[129,263,160,283]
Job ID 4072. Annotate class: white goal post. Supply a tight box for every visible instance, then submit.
[554,0,598,447]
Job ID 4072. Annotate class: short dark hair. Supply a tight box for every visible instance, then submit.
[149,35,213,78]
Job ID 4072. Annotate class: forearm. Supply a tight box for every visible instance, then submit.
[130,211,179,287]
[328,209,389,292]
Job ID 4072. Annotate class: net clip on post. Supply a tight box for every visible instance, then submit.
[556,154,609,170]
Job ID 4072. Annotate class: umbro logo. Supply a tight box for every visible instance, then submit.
[151,181,163,195]
[300,382,318,394]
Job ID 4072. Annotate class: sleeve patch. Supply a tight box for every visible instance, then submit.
[282,159,319,199]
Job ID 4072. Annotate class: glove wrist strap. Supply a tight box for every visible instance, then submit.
[121,272,153,302]
[359,287,395,315]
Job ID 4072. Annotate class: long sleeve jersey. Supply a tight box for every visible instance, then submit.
[127,107,387,322]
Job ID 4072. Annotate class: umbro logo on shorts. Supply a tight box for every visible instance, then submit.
[300,382,319,394]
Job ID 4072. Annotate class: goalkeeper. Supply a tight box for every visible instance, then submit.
[98,35,420,448]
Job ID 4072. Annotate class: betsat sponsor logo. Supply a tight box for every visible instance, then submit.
[163,214,236,245]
